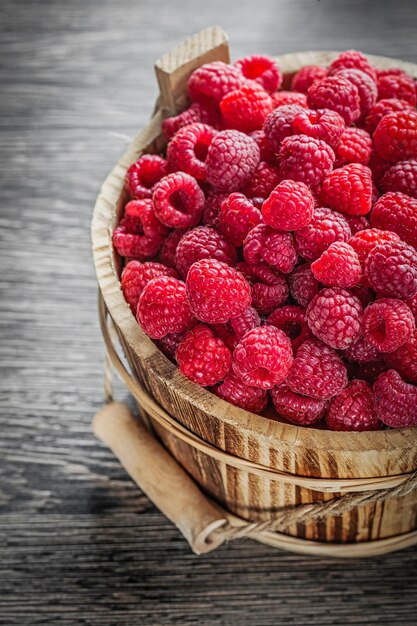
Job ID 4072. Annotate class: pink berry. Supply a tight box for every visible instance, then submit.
[294,207,352,261]
[267,305,311,351]
[220,84,273,132]
[288,264,319,307]
[320,164,373,216]
[335,69,377,121]
[112,200,168,259]
[291,65,328,94]
[174,226,237,278]
[365,240,417,299]
[176,324,232,386]
[219,193,262,246]
[271,384,326,425]
[334,127,372,167]
[362,298,415,353]
[153,172,205,228]
[162,102,219,140]
[306,287,363,350]
[385,329,417,384]
[271,91,308,108]
[214,373,268,413]
[326,380,381,431]
[279,134,335,187]
[237,261,289,314]
[311,242,362,288]
[291,108,345,150]
[345,334,381,363]
[121,260,178,313]
[243,161,281,199]
[262,180,314,231]
[188,61,246,105]
[125,154,168,199]
[166,123,217,181]
[137,276,194,339]
[264,104,305,152]
[329,50,377,82]
[370,191,417,249]
[373,110,417,162]
[381,159,417,199]
[244,224,298,274]
[373,369,417,428]
[235,55,282,93]
[206,130,260,192]
[377,71,417,106]
[365,98,413,135]
[307,75,361,125]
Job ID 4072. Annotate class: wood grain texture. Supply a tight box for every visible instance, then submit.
[2,0,417,623]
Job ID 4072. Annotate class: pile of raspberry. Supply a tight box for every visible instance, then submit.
[113,50,417,432]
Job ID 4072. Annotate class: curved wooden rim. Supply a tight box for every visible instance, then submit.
[91,50,417,458]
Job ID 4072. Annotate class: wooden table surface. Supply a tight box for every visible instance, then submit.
[1,0,417,623]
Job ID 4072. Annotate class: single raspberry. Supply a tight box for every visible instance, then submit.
[166,123,217,181]
[349,227,400,268]
[291,108,345,150]
[381,160,417,199]
[125,155,168,200]
[291,65,328,94]
[320,164,373,216]
[162,102,219,140]
[153,172,204,228]
[373,110,417,162]
[279,135,335,187]
[385,329,417,383]
[377,71,417,106]
[294,207,351,261]
[220,83,272,133]
[202,190,228,229]
[236,261,289,314]
[156,331,186,361]
[370,192,417,249]
[176,324,231,386]
[234,55,282,93]
[307,75,361,125]
[288,264,319,307]
[311,242,362,288]
[306,287,362,350]
[406,293,417,323]
[214,373,268,413]
[158,229,186,268]
[112,201,168,259]
[249,129,278,163]
[345,215,370,235]
[365,98,413,135]
[365,240,417,299]
[326,380,380,431]
[218,192,262,246]
[205,130,260,192]
[186,259,251,324]
[373,369,417,428]
[121,260,178,313]
[262,180,314,231]
[334,127,372,167]
[267,305,311,351]
[244,224,298,274]
[271,384,326,425]
[174,226,237,278]
[345,334,381,363]
[137,276,194,339]
[362,298,415,353]
[263,104,305,152]
[286,338,348,399]
[271,91,308,108]
[329,50,377,82]
[243,161,281,199]
[232,326,293,389]
[368,149,391,186]
[187,61,246,105]
[349,359,388,384]
[335,69,378,121]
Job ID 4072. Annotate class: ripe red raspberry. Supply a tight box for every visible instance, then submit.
[202,190,228,229]
[335,69,377,121]
[345,334,381,363]
[363,298,415,353]
[377,71,417,106]
[306,287,362,350]
[294,207,351,261]
[406,293,417,323]
[329,50,377,82]
[307,75,361,125]
[176,324,231,386]
[373,369,417,428]
[291,108,345,150]
[326,380,380,431]
[345,215,370,235]
[186,259,251,324]
[232,326,293,389]
[243,161,281,199]
[368,149,391,187]
[153,172,205,228]
[271,91,308,108]
[219,193,262,246]
[126,155,168,200]
[291,65,328,94]
[156,331,186,361]
[286,338,348,399]
[205,130,260,192]
[214,373,268,413]
[234,55,282,93]
[373,110,417,162]
[212,307,261,351]
[237,261,289,314]
[385,329,417,383]
[288,264,319,307]
[187,61,246,105]
[112,200,168,259]
[166,123,217,181]
[262,180,314,231]
[162,102,219,140]
[267,305,311,351]
[370,192,417,249]
[174,226,237,278]
[320,164,373,216]
[137,276,194,339]
[382,160,417,199]
[271,384,326,425]
[249,129,277,163]
[220,84,273,133]
[365,98,413,135]
[349,227,400,268]
[279,135,335,187]
[244,224,298,274]
[365,240,417,299]
[158,229,186,268]
[121,260,178,313]
[263,104,305,152]
[334,127,372,167]
[311,242,362,288]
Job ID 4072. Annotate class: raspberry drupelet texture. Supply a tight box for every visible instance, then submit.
[176,324,232,386]
[244,224,298,274]
[365,240,417,299]
[211,306,261,352]
[249,129,278,164]
[291,65,328,95]
[112,200,168,259]
[335,69,377,121]
[362,298,415,353]
[156,331,186,361]
[262,180,314,231]
[121,260,178,313]
[328,50,377,82]
[186,259,252,324]
[373,369,417,428]
[232,326,293,390]
[370,192,417,249]
[205,130,260,192]
[202,190,228,229]
[306,287,363,350]
[218,192,262,246]
[162,102,219,140]
[153,172,205,228]
[267,305,311,351]
[136,276,194,339]
[368,149,391,186]
[174,226,237,279]
[291,108,345,150]
[288,264,319,307]
[334,127,372,167]
[385,329,417,384]
[406,293,417,323]
[381,160,417,199]
[345,334,381,363]
[373,110,417,162]
[345,215,370,235]
[187,61,246,105]
[263,104,305,152]
[271,91,308,108]
[234,55,282,93]
[220,84,273,132]
[286,338,348,399]
[320,164,373,216]
[243,161,281,199]
[349,227,400,268]
[126,155,168,200]
[365,98,413,135]
[236,261,289,314]
[350,359,388,384]
[294,207,352,261]
[279,135,335,187]
[307,75,361,125]
[214,373,268,413]
[271,384,327,425]
[311,242,362,288]
[326,380,380,431]
[158,229,187,268]
[166,123,217,181]
[377,71,417,106]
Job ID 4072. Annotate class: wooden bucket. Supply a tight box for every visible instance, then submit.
[92,26,417,556]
